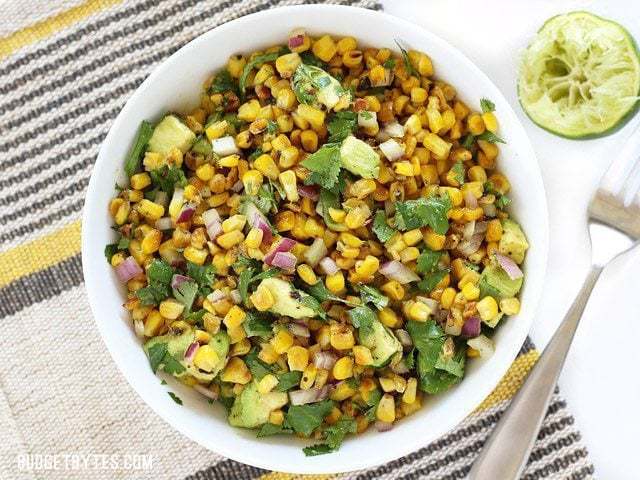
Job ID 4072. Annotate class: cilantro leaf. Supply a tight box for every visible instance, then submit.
[266,120,278,135]
[209,70,238,94]
[476,131,506,144]
[183,309,206,324]
[303,416,357,456]
[239,51,280,98]
[168,392,183,405]
[257,423,293,437]
[480,98,495,113]
[136,283,170,306]
[394,195,452,234]
[248,147,264,161]
[117,236,130,250]
[285,400,334,437]
[317,188,344,231]
[495,194,511,209]
[359,285,389,310]
[383,58,396,69]
[452,160,465,185]
[303,444,334,456]
[460,134,475,149]
[275,371,303,392]
[434,347,466,378]
[302,144,342,191]
[104,244,118,262]
[327,111,358,143]
[416,249,441,275]
[172,279,199,313]
[349,305,377,334]
[245,349,275,381]
[417,269,449,293]
[372,210,396,243]
[162,354,186,375]
[300,51,326,68]
[238,268,255,305]
[364,388,382,421]
[306,281,338,303]
[186,262,216,296]
[148,259,174,286]
[147,343,168,374]
[150,165,188,197]
[243,311,274,338]
[395,39,418,76]
[299,294,327,320]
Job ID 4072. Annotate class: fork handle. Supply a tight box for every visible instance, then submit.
[468,266,602,480]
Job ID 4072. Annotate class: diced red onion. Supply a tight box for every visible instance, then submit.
[271,251,297,271]
[211,136,239,156]
[154,191,168,207]
[288,28,305,48]
[495,252,524,280]
[384,121,405,138]
[264,237,296,265]
[298,185,319,201]
[171,274,191,290]
[379,139,404,161]
[176,203,196,223]
[319,257,339,276]
[416,296,439,312]
[358,111,378,129]
[461,316,481,338]
[288,323,310,338]
[482,203,497,217]
[202,208,223,240]
[207,289,227,303]
[374,421,394,432]
[313,351,337,370]
[467,334,495,358]
[380,260,420,284]
[155,217,173,230]
[464,190,478,209]
[289,386,329,406]
[230,289,242,304]
[456,234,484,258]
[304,238,327,267]
[184,342,200,362]
[231,180,244,193]
[395,329,413,349]
[133,319,145,338]
[115,256,143,283]
[193,384,219,400]
[245,204,273,244]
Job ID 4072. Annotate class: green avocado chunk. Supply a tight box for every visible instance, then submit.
[339,135,380,179]
[259,278,317,319]
[358,319,402,367]
[498,219,529,265]
[479,263,523,300]
[228,380,288,428]
[148,115,196,155]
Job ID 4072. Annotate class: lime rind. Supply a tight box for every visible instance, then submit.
[518,11,640,138]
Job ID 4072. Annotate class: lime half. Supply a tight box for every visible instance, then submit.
[519,11,640,138]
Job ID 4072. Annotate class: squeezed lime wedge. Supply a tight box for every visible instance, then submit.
[518,11,640,138]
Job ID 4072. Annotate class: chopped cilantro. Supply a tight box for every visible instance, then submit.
[275,371,303,392]
[244,349,275,381]
[416,249,441,275]
[147,259,174,285]
[266,120,279,135]
[303,416,357,456]
[372,210,396,243]
[257,422,293,437]
[327,111,358,143]
[460,134,475,149]
[248,147,264,161]
[136,259,173,306]
[484,181,512,210]
[186,262,216,296]
[480,98,495,113]
[383,58,396,69]
[160,379,167,385]
[239,51,281,98]
[451,160,465,185]
[300,51,327,68]
[476,131,506,144]
[150,165,188,197]
[147,342,186,376]
[172,279,198,313]
[300,294,327,320]
[394,195,452,234]
[168,392,183,405]
[359,285,389,310]
[136,284,170,306]
[302,143,342,191]
[417,269,449,293]
[243,311,274,338]
[395,39,418,76]
[209,70,238,94]
[349,305,377,334]
[285,399,334,437]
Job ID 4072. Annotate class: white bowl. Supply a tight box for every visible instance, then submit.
[82,4,548,474]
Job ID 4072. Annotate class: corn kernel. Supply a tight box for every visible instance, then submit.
[249,285,275,312]
[326,271,345,293]
[254,153,280,180]
[381,280,405,301]
[296,264,318,285]
[353,345,373,366]
[221,357,251,384]
[400,246,420,263]
[402,229,423,247]
[137,199,165,221]
[333,356,354,380]
[278,170,299,202]
[482,111,499,133]
[467,113,485,135]
[272,330,294,354]
[376,394,396,423]
[394,161,414,177]
[477,296,499,321]
[259,343,279,364]
[330,323,355,350]
[423,229,446,251]
[500,297,521,315]
[159,299,185,320]
[328,208,346,223]
[219,154,240,168]
[269,410,285,425]
[130,173,151,190]
[440,287,456,309]
[300,364,317,390]
[183,246,208,265]
[379,307,400,328]
[461,283,480,301]
[312,35,337,62]
[238,99,261,122]
[287,345,309,371]
[141,229,162,254]
[402,378,418,404]
[223,305,246,329]
[406,301,430,322]
[256,374,279,394]
[296,104,325,130]
[144,310,163,337]
[486,219,503,242]
[275,52,301,78]
[354,255,379,280]
[216,230,244,249]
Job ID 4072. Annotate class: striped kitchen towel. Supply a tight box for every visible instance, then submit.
[0,1,594,479]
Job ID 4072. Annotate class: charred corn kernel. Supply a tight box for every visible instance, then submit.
[461,283,480,301]
[325,271,345,293]
[276,89,297,110]
[423,133,452,159]
[128,239,149,265]
[141,229,162,254]
[159,299,185,320]
[254,154,280,180]
[137,199,164,221]
[279,146,299,167]
[376,394,396,423]
[369,65,386,86]
[271,134,291,152]
[227,325,246,344]
[463,207,484,222]
[300,364,317,390]
[353,345,374,366]
[195,163,214,182]
[223,305,246,329]
[500,297,521,315]
[274,52,300,78]
[330,324,355,350]
[488,173,510,194]
[328,208,346,223]
[110,252,126,267]
[312,35,337,62]
[259,343,279,364]
[381,280,405,301]
[303,217,324,237]
[350,178,376,199]
[402,378,418,404]
[257,374,279,395]
[143,151,164,171]
[478,140,499,161]
[127,190,143,203]
[340,232,363,248]
[245,228,264,249]
[331,381,356,403]
[423,229,446,251]
[143,310,163,337]
[486,219,503,242]
[343,49,363,68]
[242,169,263,196]
[219,154,240,168]
[254,64,275,85]
[287,345,309,371]
[411,87,428,104]
[379,307,400,328]
[193,345,220,372]
[394,161,414,176]
[237,99,261,122]
[227,55,246,78]
[379,377,395,393]
[336,36,357,55]
[296,264,317,285]
[421,164,439,184]
[278,170,299,202]
[477,296,499,321]
[400,246,420,263]
[404,113,422,135]
[216,230,244,249]
[406,301,430,322]
[195,329,212,344]
[296,104,325,130]
[482,111,499,132]
[458,271,480,289]
[276,210,295,231]
[183,246,208,265]
[316,325,331,349]
[235,129,252,149]
[441,287,456,309]
[467,113,485,135]
[354,255,379,279]
[130,173,151,190]
[272,330,294,354]
[250,284,275,311]
[468,165,487,183]
[345,207,369,229]
[333,357,354,380]
[221,357,251,384]
[402,229,423,247]
[300,129,318,152]
[205,120,228,140]
[222,214,246,233]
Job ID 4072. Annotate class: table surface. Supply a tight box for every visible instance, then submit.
[381,0,640,477]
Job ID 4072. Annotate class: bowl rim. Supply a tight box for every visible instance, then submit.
[82,4,549,473]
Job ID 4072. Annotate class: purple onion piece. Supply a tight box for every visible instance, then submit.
[115,256,143,283]
[495,252,524,280]
[461,316,481,338]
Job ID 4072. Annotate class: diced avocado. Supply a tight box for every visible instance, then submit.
[339,136,380,179]
[292,64,351,110]
[144,327,194,363]
[148,115,196,155]
[498,219,529,264]
[259,278,317,319]
[359,319,402,367]
[479,263,523,300]
[228,380,288,428]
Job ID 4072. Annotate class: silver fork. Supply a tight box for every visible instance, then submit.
[469,124,640,480]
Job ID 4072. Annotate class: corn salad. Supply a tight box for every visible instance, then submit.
[105,30,529,456]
